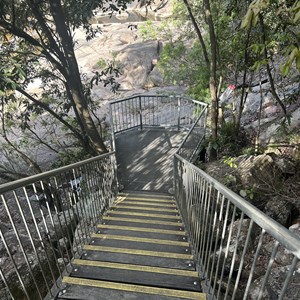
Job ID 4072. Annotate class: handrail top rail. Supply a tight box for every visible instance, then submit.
[175,106,208,156]
[0,151,115,194]
[175,153,300,259]
[109,94,208,107]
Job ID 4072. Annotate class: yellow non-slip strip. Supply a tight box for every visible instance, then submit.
[116,201,176,208]
[83,245,193,259]
[62,277,206,300]
[103,216,183,227]
[112,205,178,213]
[73,259,198,277]
[106,211,181,220]
[98,224,186,236]
[117,196,174,203]
[91,233,189,246]
[118,193,173,199]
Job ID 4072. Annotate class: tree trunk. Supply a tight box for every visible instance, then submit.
[259,14,287,116]
[236,24,252,131]
[182,0,210,67]
[49,0,107,154]
[203,0,218,160]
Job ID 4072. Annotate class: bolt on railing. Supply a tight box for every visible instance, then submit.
[0,153,118,300]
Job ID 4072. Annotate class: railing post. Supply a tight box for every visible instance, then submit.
[177,95,181,131]
[139,96,143,130]
[109,103,116,151]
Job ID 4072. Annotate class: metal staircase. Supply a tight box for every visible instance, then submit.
[59,191,206,299]
[1,94,300,299]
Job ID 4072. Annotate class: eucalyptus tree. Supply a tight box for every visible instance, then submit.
[0,0,133,168]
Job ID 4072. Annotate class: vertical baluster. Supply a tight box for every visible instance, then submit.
[32,180,74,271]
[51,177,73,270]
[1,194,42,299]
[224,211,245,300]
[0,267,14,299]
[257,241,279,300]
[279,256,298,300]
[0,226,31,299]
[232,219,254,299]
[177,96,181,131]
[243,229,265,299]
[217,204,236,299]
[200,179,210,266]
[195,175,205,270]
[56,172,81,253]
[208,195,225,292]
[203,188,218,274]
[212,198,231,297]
[109,103,116,150]
[14,190,54,294]
[46,178,74,264]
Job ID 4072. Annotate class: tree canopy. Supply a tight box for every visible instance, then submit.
[0,0,137,178]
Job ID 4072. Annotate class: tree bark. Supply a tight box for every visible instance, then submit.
[182,0,210,67]
[0,1,108,155]
[203,0,218,160]
[49,0,107,154]
[259,14,287,116]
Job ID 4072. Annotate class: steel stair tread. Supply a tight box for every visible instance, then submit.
[106,210,182,219]
[59,277,206,300]
[102,216,184,230]
[96,224,187,241]
[98,224,185,235]
[83,245,193,259]
[89,235,191,254]
[68,259,201,292]
[118,191,173,199]
[115,200,177,207]
[58,191,203,299]
[81,249,196,270]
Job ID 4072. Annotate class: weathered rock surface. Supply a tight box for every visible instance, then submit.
[115,40,162,90]
[249,266,300,300]
[264,197,295,226]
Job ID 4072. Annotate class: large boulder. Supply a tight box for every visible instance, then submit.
[264,197,296,227]
[234,154,281,189]
[116,40,162,90]
[249,266,300,300]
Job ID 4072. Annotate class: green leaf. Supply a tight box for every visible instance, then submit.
[241,10,253,29]
[294,10,300,23]
[282,61,291,77]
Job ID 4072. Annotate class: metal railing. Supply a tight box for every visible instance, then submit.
[0,152,118,300]
[109,94,207,149]
[176,102,208,162]
[174,154,300,299]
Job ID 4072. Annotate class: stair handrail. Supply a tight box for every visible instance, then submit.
[176,101,208,162]
[0,152,118,299]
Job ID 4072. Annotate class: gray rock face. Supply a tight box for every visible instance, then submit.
[235,154,281,189]
[249,266,300,300]
[0,203,78,299]
[116,40,161,90]
[264,197,295,226]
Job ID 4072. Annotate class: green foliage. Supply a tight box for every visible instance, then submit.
[97,58,107,69]
[158,39,210,101]
[214,122,250,157]
[52,149,93,168]
[139,19,174,42]
[139,20,158,41]
[223,156,238,168]
[242,0,300,75]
